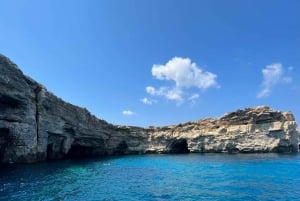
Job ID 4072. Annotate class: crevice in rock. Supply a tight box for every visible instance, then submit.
[0,128,10,161]
[0,94,23,109]
[63,126,76,136]
[34,85,42,158]
[0,118,22,123]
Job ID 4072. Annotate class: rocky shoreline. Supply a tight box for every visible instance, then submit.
[1,54,299,164]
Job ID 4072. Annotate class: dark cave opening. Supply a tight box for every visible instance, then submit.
[167,139,190,154]
[67,144,107,158]
[113,141,128,155]
[0,128,10,160]
[46,144,54,159]
[46,134,66,160]
[67,145,95,158]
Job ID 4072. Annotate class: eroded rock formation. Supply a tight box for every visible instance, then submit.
[0,54,299,163]
[147,107,299,154]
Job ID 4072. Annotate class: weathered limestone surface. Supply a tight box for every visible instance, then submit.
[148,107,299,154]
[0,54,299,163]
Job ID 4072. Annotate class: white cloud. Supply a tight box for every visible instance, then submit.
[188,93,200,105]
[122,110,135,116]
[188,93,200,101]
[282,77,292,83]
[257,63,292,98]
[164,87,183,103]
[146,86,156,95]
[144,57,218,104]
[141,97,157,105]
[152,57,218,89]
[145,86,183,103]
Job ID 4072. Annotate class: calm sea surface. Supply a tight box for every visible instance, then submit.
[0,153,300,201]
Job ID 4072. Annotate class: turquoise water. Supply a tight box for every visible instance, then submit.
[1,153,300,201]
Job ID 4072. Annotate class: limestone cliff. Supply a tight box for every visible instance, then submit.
[146,106,299,154]
[0,54,299,164]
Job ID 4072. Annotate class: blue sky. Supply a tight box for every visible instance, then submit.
[1,0,299,126]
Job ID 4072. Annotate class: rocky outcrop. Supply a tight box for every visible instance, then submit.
[147,106,299,154]
[0,54,299,164]
[0,54,126,163]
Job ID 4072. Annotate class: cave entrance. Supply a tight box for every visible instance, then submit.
[67,145,95,158]
[113,141,128,155]
[66,139,106,158]
[167,139,190,154]
[46,144,54,159]
[0,128,10,161]
[46,134,66,160]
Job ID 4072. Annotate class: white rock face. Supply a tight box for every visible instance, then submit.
[0,54,299,164]
[142,106,299,154]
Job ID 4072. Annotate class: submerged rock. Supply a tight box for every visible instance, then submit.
[0,54,299,164]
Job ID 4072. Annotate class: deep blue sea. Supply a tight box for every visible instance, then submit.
[0,153,300,201]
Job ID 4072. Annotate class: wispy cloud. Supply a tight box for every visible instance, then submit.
[146,86,184,103]
[257,63,292,98]
[141,97,157,105]
[188,93,200,106]
[145,57,219,104]
[122,110,135,116]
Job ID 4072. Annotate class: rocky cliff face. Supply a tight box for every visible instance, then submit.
[146,106,299,154]
[0,54,299,164]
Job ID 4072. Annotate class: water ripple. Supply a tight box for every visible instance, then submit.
[0,153,300,201]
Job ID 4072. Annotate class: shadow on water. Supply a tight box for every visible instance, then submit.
[1,152,299,173]
[0,155,120,177]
